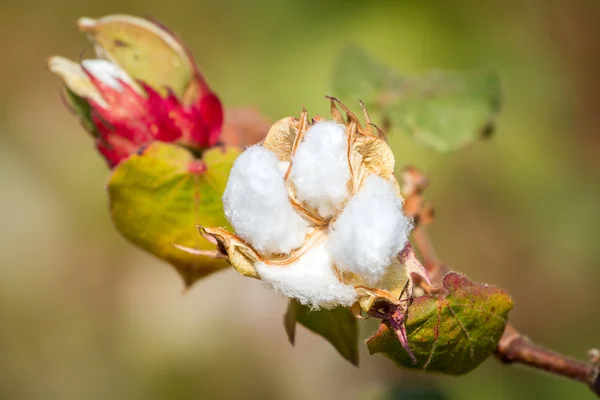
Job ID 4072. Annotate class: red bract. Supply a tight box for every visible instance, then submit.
[84,69,223,168]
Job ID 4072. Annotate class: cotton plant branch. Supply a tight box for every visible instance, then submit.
[497,325,600,394]
[404,168,600,397]
[49,13,596,390]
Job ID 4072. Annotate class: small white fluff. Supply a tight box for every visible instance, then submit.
[328,174,412,285]
[289,121,351,219]
[81,59,134,91]
[223,145,310,255]
[256,243,357,309]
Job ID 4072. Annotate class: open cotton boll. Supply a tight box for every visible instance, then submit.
[256,243,357,309]
[81,59,135,91]
[289,121,351,219]
[328,174,412,285]
[223,145,310,254]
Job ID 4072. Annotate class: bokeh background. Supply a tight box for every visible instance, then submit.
[1,0,599,399]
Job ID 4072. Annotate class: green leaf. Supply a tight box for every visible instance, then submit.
[366,272,513,375]
[78,15,196,100]
[284,299,359,366]
[64,88,97,137]
[385,70,501,152]
[333,45,404,108]
[107,142,239,286]
[332,46,501,152]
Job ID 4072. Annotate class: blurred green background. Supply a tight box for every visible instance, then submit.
[1,0,599,399]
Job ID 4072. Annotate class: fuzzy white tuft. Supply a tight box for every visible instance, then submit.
[289,121,351,219]
[256,243,357,309]
[328,174,412,284]
[81,59,135,91]
[223,145,310,255]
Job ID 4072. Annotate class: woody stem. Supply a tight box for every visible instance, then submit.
[411,225,600,397]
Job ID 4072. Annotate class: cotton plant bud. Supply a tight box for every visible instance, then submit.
[48,15,223,168]
[197,98,430,310]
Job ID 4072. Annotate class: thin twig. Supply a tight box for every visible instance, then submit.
[412,226,600,397]
[412,226,447,286]
[496,324,599,393]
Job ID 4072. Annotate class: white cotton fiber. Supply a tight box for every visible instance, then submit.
[256,243,357,309]
[223,145,310,255]
[81,59,134,91]
[328,174,412,285]
[289,121,351,219]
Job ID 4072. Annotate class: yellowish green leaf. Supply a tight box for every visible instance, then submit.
[107,142,239,286]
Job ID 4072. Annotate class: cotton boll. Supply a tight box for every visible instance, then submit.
[223,145,310,254]
[256,243,357,309]
[277,161,290,175]
[328,174,412,285]
[289,121,351,219]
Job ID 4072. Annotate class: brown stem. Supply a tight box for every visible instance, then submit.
[412,226,600,397]
[496,325,600,394]
[412,226,447,286]
[412,226,439,269]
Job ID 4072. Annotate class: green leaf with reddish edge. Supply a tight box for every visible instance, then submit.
[332,46,501,152]
[78,15,196,100]
[284,299,359,366]
[107,142,239,286]
[366,272,513,375]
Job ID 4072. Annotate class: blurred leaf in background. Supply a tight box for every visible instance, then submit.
[382,384,452,400]
[333,45,501,152]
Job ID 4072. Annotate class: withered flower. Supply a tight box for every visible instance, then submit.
[48,15,222,168]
